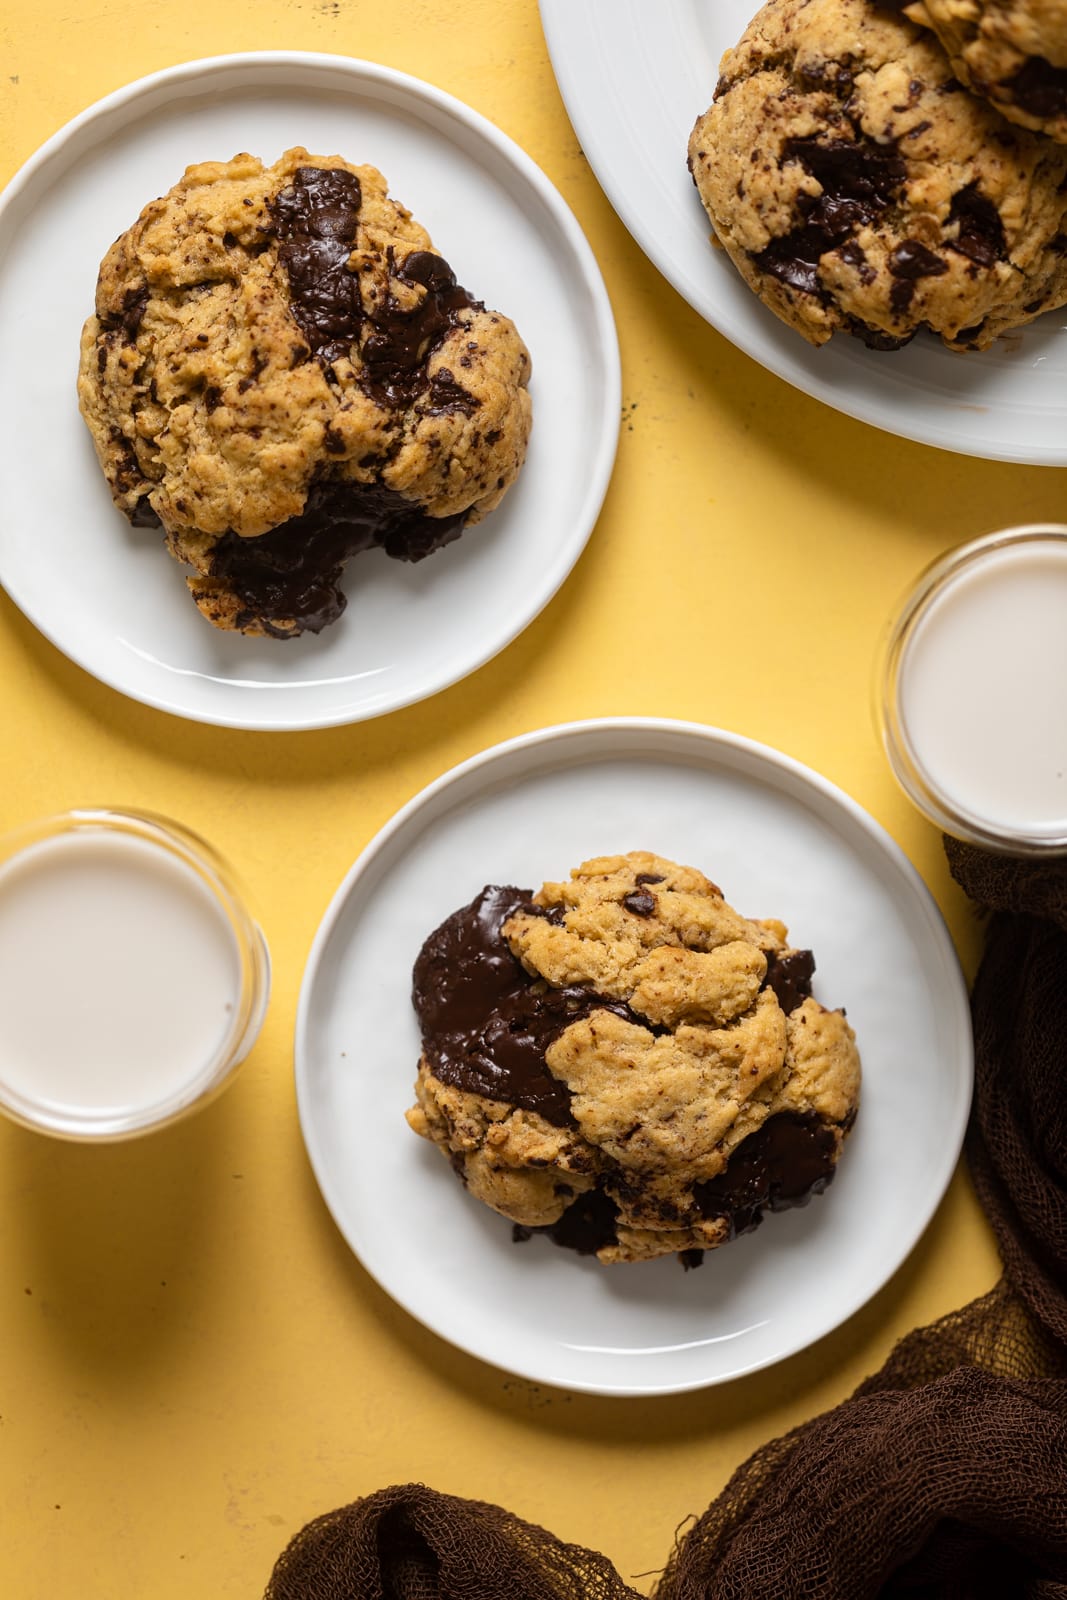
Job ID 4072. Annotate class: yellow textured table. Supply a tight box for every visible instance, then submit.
[0,1,1045,1593]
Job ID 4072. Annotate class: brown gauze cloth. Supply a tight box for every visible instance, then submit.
[264,839,1067,1600]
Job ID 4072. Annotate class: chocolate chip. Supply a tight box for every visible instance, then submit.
[947,185,1006,268]
[795,57,854,97]
[359,250,482,410]
[888,239,948,312]
[761,949,816,1013]
[754,137,906,296]
[100,284,149,344]
[622,890,656,917]
[422,367,480,417]
[1006,55,1067,119]
[837,238,876,284]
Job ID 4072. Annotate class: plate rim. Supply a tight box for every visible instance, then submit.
[294,715,974,1396]
[538,0,1067,468]
[0,50,621,731]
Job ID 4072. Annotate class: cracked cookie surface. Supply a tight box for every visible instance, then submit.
[687,0,1067,350]
[406,852,860,1266]
[906,0,1067,141]
[77,149,532,637]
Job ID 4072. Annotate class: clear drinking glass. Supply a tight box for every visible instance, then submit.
[0,807,271,1139]
[879,524,1067,856]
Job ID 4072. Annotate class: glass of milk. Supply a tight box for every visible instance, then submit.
[0,808,270,1139]
[880,524,1067,855]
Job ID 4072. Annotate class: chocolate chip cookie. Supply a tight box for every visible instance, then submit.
[406,852,860,1266]
[906,0,1067,141]
[77,150,532,637]
[688,0,1067,350]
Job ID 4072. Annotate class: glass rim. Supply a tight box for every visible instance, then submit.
[0,806,271,1140]
[879,524,1067,857]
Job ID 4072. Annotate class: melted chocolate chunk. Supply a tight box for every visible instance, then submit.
[207,478,467,636]
[694,1111,839,1239]
[795,57,855,97]
[130,498,162,530]
[791,137,907,209]
[1007,55,1067,119]
[517,1111,840,1265]
[634,872,665,885]
[412,886,640,1127]
[272,166,365,366]
[838,239,876,284]
[542,1188,620,1257]
[361,251,482,410]
[888,239,948,312]
[271,168,483,415]
[622,890,656,918]
[948,185,1006,268]
[847,316,915,350]
[423,367,481,418]
[100,284,149,343]
[754,137,906,295]
[762,949,816,1013]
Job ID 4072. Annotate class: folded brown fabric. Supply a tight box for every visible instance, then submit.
[263,1483,643,1600]
[265,840,1067,1600]
[945,839,1067,1349]
[655,839,1067,1600]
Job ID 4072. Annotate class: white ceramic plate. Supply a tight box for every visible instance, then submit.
[0,54,619,729]
[539,0,1067,465]
[296,719,972,1396]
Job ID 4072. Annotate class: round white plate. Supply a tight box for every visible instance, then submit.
[0,54,619,729]
[296,718,972,1396]
[540,0,1067,465]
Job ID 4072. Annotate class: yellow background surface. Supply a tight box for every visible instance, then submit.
[0,0,1044,1593]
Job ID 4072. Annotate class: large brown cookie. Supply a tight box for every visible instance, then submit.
[688,0,1067,350]
[406,852,861,1266]
[77,149,532,637]
[907,0,1067,141]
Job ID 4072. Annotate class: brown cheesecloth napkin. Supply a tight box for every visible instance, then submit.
[265,839,1067,1600]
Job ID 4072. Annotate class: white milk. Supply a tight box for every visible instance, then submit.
[897,538,1067,841]
[0,829,243,1123]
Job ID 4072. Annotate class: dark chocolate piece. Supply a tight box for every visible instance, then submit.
[517,1111,841,1265]
[272,166,365,366]
[270,167,482,413]
[888,239,949,312]
[512,1188,622,1257]
[694,1110,839,1239]
[100,284,149,344]
[1006,55,1067,119]
[361,251,482,410]
[207,478,467,637]
[411,886,639,1127]
[762,949,816,1013]
[947,185,1006,268]
[754,137,906,296]
[622,890,657,918]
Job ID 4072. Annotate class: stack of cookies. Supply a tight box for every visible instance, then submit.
[687,0,1067,350]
